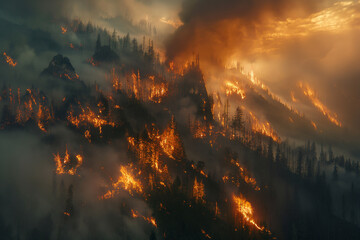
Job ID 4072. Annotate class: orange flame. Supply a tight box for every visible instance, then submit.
[131,209,157,227]
[54,147,83,175]
[201,229,212,239]
[67,104,115,134]
[3,52,17,67]
[193,178,205,201]
[101,165,143,199]
[233,194,264,231]
[61,26,67,34]
[299,82,341,127]
[248,111,279,142]
[159,116,184,160]
[225,81,246,99]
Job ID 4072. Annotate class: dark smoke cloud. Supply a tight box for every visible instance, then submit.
[165,0,328,62]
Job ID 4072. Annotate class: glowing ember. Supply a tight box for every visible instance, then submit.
[88,57,98,66]
[233,194,264,231]
[61,26,67,34]
[63,212,71,216]
[131,209,157,227]
[201,229,212,239]
[3,52,17,67]
[311,121,317,130]
[299,82,341,127]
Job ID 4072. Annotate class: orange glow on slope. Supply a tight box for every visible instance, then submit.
[299,82,341,127]
[54,147,83,175]
[249,70,266,90]
[233,194,264,231]
[225,81,246,99]
[230,159,260,191]
[3,52,17,67]
[248,112,279,142]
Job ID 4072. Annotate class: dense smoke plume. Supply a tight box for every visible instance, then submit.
[165,0,327,63]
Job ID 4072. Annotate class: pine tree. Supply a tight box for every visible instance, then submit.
[328,145,334,162]
[95,34,101,51]
[275,144,281,163]
[320,143,327,162]
[231,106,244,139]
[333,164,338,181]
[296,149,303,176]
[149,231,157,240]
[132,38,138,53]
[111,30,117,49]
[267,138,274,162]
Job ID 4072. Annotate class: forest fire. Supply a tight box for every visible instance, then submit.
[233,194,264,231]
[131,209,157,228]
[3,52,17,67]
[67,104,115,134]
[149,82,168,103]
[230,159,260,191]
[248,112,279,142]
[193,178,205,202]
[159,116,184,160]
[53,147,83,175]
[101,165,143,199]
[2,2,359,238]
[225,81,246,99]
[201,229,212,239]
[127,133,171,185]
[60,25,67,34]
[110,69,168,103]
[0,88,53,131]
[299,82,341,127]
[249,71,266,90]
